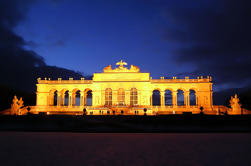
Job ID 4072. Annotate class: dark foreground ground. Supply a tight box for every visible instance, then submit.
[0,114,251,132]
[0,132,250,166]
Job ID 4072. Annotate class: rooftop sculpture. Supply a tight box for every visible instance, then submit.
[104,60,140,73]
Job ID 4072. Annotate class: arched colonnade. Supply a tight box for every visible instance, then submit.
[48,88,198,107]
[48,88,92,106]
[151,89,198,107]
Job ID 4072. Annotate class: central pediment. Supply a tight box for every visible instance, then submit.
[93,60,149,82]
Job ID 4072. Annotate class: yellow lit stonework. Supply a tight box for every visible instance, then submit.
[34,60,215,115]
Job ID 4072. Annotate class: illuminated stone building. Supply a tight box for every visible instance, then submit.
[35,60,214,115]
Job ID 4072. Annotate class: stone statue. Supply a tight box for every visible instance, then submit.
[103,64,112,72]
[10,96,19,115]
[116,60,127,69]
[130,65,140,72]
[103,60,140,73]
[19,97,24,108]
[12,95,18,105]
[10,96,25,115]
[229,94,242,115]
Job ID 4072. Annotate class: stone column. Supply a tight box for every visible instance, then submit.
[93,90,101,106]
[101,90,105,106]
[183,92,186,106]
[92,90,96,106]
[160,91,165,107]
[83,91,86,106]
[36,92,39,106]
[51,94,54,106]
[196,92,200,106]
[185,91,190,107]
[80,91,84,106]
[196,93,198,106]
[210,90,213,106]
[84,93,87,106]
[49,93,53,106]
[125,90,130,106]
[47,95,49,106]
[62,94,65,106]
[69,92,72,107]
[112,91,118,106]
[57,92,61,106]
[187,91,190,107]
[138,91,141,106]
[172,91,177,107]
[72,93,75,106]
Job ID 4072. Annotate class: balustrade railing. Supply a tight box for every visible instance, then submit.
[151,78,210,83]
[37,78,211,84]
[38,80,93,84]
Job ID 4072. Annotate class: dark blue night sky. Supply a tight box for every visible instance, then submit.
[15,0,187,76]
[1,0,251,92]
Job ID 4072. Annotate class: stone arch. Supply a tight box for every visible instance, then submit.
[152,88,162,92]
[189,89,197,106]
[84,88,92,106]
[49,89,57,106]
[59,88,69,106]
[189,88,198,93]
[177,89,185,106]
[152,89,161,106]
[84,88,92,93]
[59,88,68,95]
[164,88,174,92]
[176,87,186,93]
[53,91,58,106]
[72,88,81,94]
[75,90,81,106]
[164,89,172,106]
[72,88,81,106]
[63,90,70,106]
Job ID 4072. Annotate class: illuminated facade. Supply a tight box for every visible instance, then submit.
[35,60,214,115]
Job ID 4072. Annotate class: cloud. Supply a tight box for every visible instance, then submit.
[0,0,33,28]
[25,40,39,48]
[0,0,82,92]
[0,0,45,68]
[162,0,251,89]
